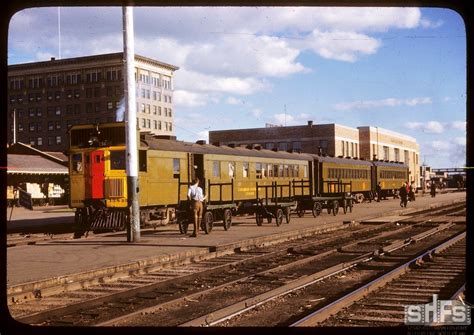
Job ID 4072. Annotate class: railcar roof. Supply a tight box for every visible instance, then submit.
[141,138,313,161]
[372,160,409,168]
[308,154,373,166]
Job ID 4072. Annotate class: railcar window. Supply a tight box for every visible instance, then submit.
[110,150,125,170]
[256,163,263,179]
[283,165,289,177]
[294,165,300,178]
[268,164,273,177]
[213,161,220,177]
[243,162,249,178]
[304,166,308,178]
[71,153,83,173]
[173,158,180,178]
[228,162,235,179]
[288,165,294,177]
[273,164,279,178]
[139,150,147,172]
[262,164,267,178]
[278,165,284,178]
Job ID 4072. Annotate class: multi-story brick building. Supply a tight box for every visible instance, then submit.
[209,121,421,187]
[7,52,179,152]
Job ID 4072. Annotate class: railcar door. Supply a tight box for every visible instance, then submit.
[90,150,105,199]
[193,154,205,192]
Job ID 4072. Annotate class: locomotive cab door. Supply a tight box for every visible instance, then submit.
[90,150,105,199]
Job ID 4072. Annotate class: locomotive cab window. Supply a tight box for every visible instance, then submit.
[256,163,263,179]
[110,150,126,170]
[71,153,83,174]
[213,161,220,177]
[139,150,147,172]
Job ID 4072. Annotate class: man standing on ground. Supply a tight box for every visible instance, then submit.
[187,177,207,237]
[376,182,382,202]
[399,182,408,207]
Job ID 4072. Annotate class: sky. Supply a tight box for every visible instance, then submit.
[7,7,466,168]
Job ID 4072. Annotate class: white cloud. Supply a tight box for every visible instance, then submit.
[334,97,432,111]
[8,7,437,110]
[422,137,466,167]
[405,121,444,133]
[449,121,466,131]
[174,90,210,108]
[271,113,313,126]
[420,18,444,29]
[197,130,209,141]
[226,97,247,105]
[299,30,381,62]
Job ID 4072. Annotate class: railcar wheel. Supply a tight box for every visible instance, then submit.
[202,211,214,234]
[312,202,322,217]
[223,209,232,231]
[256,213,263,226]
[284,207,291,224]
[296,205,305,218]
[275,209,283,226]
[332,201,339,216]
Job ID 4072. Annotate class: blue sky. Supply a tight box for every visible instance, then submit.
[8,7,466,168]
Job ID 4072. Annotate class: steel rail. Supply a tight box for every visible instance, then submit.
[290,231,466,327]
[179,222,459,327]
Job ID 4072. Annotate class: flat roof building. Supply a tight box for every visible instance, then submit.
[8,52,179,152]
[209,121,421,187]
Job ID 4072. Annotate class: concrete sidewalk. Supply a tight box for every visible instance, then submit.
[6,191,465,287]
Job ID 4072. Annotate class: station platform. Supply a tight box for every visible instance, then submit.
[6,191,465,288]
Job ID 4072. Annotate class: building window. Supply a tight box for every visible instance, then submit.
[36,108,42,117]
[169,109,172,117]
[74,89,80,98]
[141,103,145,113]
[265,143,274,150]
[145,104,150,114]
[169,123,172,131]
[383,146,389,160]
[154,120,157,129]
[278,142,288,151]
[107,102,113,110]
[95,102,101,112]
[94,87,101,97]
[55,91,61,100]
[292,141,301,151]
[86,103,93,113]
[141,88,145,98]
[147,119,151,129]
[48,136,54,145]
[141,118,146,128]
[158,121,162,130]
[394,148,400,162]
[29,137,35,145]
[48,121,53,131]
[37,123,42,131]
[404,150,409,164]
[74,105,81,114]
[55,121,61,130]
[29,108,35,117]
[158,106,162,115]
[37,137,43,146]
[86,88,93,98]
[66,105,73,115]
[55,106,61,115]
[18,123,23,132]
[153,105,157,115]
[66,90,72,99]
[29,123,35,132]
[36,93,42,101]
[153,91,157,100]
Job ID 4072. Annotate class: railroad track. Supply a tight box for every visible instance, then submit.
[294,234,466,327]
[8,201,464,326]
